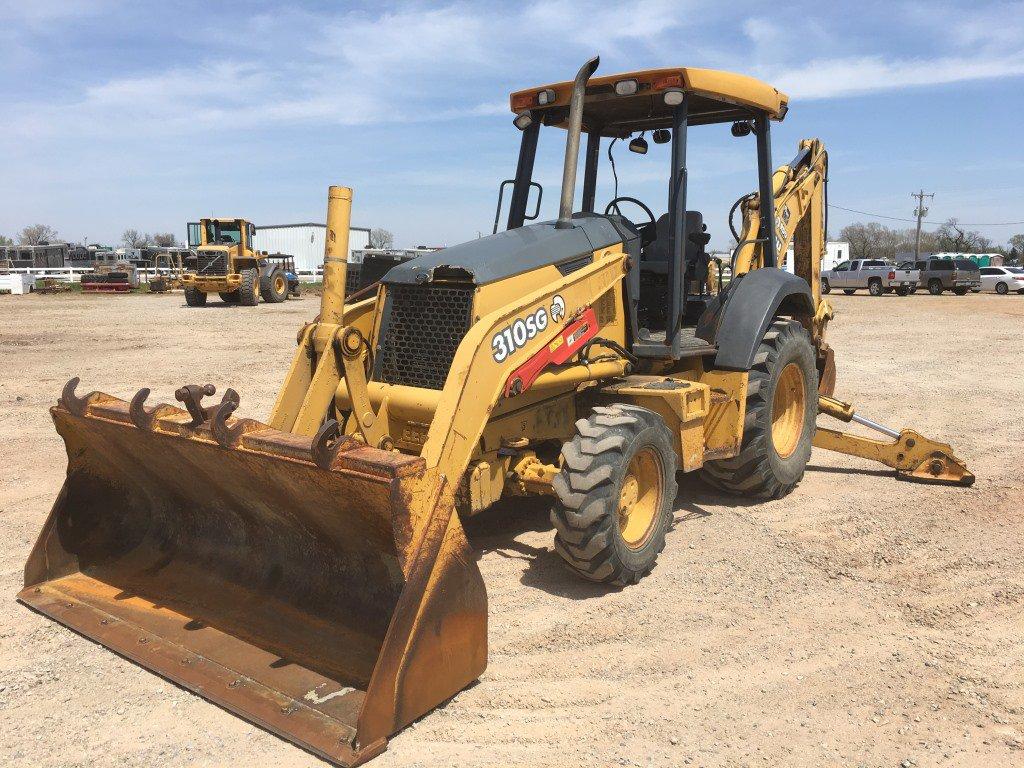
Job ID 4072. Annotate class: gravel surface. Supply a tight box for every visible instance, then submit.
[1,290,1021,767]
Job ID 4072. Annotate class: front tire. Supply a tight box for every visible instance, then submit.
[551,404,678,586]
[842,289,856,295]
[238,268,259,306]
[701,319,816,499]
[260,269,289,303]
[184,287,207,307]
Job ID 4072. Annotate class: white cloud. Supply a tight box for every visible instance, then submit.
[771,52,1024,99]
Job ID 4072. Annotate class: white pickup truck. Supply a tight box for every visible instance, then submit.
[821,259,919,296]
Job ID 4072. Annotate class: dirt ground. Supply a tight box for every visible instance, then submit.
[1,289,1021,768]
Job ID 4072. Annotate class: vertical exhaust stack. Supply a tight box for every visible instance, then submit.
[556,56,600,229]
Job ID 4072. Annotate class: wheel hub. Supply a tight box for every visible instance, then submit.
[617,448,663,550]
[771,362,806,459]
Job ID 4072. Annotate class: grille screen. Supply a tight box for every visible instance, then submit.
[194,251,228,275]
[344,264,362,296]
[378,283,474,390]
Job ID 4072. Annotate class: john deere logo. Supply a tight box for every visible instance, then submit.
[550,294,566,323]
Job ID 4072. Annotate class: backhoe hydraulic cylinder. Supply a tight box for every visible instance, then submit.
[850,413,900,440]
[320,185,353,325]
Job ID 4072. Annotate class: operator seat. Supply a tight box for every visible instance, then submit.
[637,211,713,330]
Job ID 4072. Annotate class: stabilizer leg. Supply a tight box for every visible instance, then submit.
[814,396,975,486]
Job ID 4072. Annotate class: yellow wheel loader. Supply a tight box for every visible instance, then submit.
[181,217,296,306]
[20,58,973,766]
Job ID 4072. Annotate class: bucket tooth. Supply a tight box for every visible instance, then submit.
[210,398,263,448]
[312,419,363,469]
[128,388,177,431]
[61,376,102,416]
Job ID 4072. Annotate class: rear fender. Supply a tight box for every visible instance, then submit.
[696,268,814,371]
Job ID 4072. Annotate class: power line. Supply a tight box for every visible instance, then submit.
[828,203,1024,227]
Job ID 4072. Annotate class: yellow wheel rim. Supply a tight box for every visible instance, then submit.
[617,447,663,549]
[274,275,286,293]
[771,362,806,459]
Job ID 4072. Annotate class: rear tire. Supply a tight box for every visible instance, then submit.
[238,268,259,306]
[842,289,856,295]
[996,282,1009,295]
[952,287,969,296]
[701,319,816,499]
[928,279,943,295]
[894,286,909,296]
[260,268,289,303]
[821,279,831,295]
[184,287,207,307]
[868,278,883,296]
[551,404,678,586]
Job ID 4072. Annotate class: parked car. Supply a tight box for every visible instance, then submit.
[979,265,1024,294]
[901,258,982,295]
[821,259,918,296]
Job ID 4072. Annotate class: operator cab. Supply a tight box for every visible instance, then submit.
[501,65,788,359]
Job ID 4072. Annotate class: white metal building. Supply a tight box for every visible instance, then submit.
[253,223,371,278]
[782,240,850,273]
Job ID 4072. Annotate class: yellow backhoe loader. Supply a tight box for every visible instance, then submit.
[20,58,973,766]
[181,217,298,306]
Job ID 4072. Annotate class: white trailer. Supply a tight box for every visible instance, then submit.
[782,240,850,274]
[253,223,371,280]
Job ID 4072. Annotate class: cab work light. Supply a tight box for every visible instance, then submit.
[614,79,638,96]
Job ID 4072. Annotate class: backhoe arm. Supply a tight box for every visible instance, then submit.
[814,395,974,486]
[733,137,828,304]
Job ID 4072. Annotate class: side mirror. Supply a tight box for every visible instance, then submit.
[628,134,648,154]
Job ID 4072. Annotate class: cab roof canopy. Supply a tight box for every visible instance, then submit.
[509,67,788,137]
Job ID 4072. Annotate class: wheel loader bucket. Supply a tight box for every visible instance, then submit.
[19,382,486,767]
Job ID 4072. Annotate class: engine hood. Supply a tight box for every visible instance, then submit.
[382,216,630,287]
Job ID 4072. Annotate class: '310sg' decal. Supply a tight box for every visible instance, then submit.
[492,307,549,362]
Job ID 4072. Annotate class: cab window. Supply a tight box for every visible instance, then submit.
[833,261,849,271]
[204,221,242,245]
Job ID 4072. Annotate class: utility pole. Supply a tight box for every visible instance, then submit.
[911,190,934,260]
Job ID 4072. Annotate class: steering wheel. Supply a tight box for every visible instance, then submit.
[604,196,656,228]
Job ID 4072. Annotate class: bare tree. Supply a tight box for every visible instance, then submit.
[121,229,149,249]
[19,224,60,245]
[368,228,394,249]
[934,218,989,253]
[151,232,178,247]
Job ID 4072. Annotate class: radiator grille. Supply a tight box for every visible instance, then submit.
[193,250,228,275]
[344,263,362,296]
[378,283,474,390]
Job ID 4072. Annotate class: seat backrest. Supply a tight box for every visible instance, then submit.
[643,211,707,264]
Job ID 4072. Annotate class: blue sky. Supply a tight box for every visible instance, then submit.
[2,0,1023,250]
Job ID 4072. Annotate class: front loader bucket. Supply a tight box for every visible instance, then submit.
[19,384,486,767]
